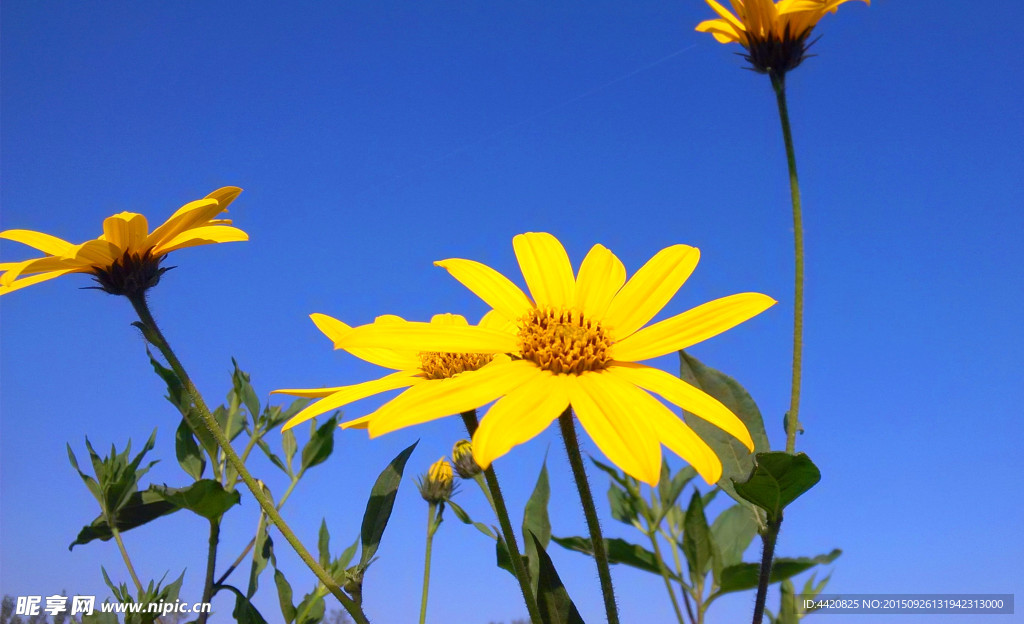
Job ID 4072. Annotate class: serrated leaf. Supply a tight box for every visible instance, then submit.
[732,452,821,522]
[175,418,206,481]
[551,536,676,580]
[678,351,769,519]
[716,549,842,595]
[300,416,337,473]
[529,532,586,624]
[149,480,241,520]
[523,460,551,592]
[360,441,417,566]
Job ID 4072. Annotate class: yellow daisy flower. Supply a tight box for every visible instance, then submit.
[273,312,504,431]
[0,187,246,297]
[334,232,776,485]
[696,0,869,75]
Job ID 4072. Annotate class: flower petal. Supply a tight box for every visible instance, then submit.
[67,239,121,266]
[606,362,753,451]
[0,229,74,255]
[275,370,421,431]
[613,292,776,362]
[310,313,421,371]
[146,198,224,248]
[603,245,700,340]
[575,244,626,320]
[434,258,533,322]
[338,320,516,354]
[0,269,77,295]
[155,225,249,254]
[569,371,663,485]
[102,212,150,252]
[512,232,575,309]
[472,372,570,468]
[366,359,540,437]
[635,392,723,485]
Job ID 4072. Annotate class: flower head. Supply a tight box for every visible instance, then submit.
[696,0,869,75]
[334,232,776,485]
[272,312,505,431]
[418,457,454,503]
[0,187,246,297]
[451,439,482,479]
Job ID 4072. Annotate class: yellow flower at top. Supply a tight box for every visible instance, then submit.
[272,311,504,431]
[0,187,246,297]
[334,232,776,486]
[696,0,869,75]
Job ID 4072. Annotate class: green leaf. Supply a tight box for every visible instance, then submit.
[246,513,273,598]
[232,359,262,424]
[716,549,842,595]
[551,535,676,580]
[589,456,628,488]
[359,441,417,567]
[318,518,331,569]
[682,489,715,582]
[300,416,337,473]
[69,490,177,550]
[295,591,326,624]
[337,535,360,570]
[256,436,290,476]
[732,452,821,523]
[273,568,297,624]
[523,460,551,592]
[678,351,770,518]
[174,418,206,481]
[657,461,696,522]
[148,480,241,520]
[778,579,798,624]
[447,499,497,539]
[608,482,641,527]
[710,504,759,571]
[217,583,270,624]
[529,532,586,624]
[282,429,298,473]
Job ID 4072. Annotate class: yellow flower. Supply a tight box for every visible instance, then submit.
[696,0,869,75]
[273,312,504,431]
[418,457,455,503]
[0,187,247,297]
[334,232,776,485]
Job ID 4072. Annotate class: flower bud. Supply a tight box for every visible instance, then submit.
[452,439,482,479]
[418,457,454,503]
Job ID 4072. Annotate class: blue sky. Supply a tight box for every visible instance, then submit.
[2,1,1022,623]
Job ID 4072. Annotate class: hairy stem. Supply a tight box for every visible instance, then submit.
[558,408,619,624]
[127,292,369,624]
[197,519,220,624]
[751,516,783,624]
[110,526,144,595]
[419,502,438,624]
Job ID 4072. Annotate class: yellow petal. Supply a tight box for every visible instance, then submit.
[68,239,121,266]
[569,372,663,485]
[147,198,225,249]
[310,313,421,371]
[575,244,626,320]
[606,363,753,451]
[154,225,249,254]
[472,372,570,468]
[603,245,700,340]
[613,292,776,362]
[512,232,575,309]
[435,258,533,322]
[0,229,74,255]
[338,321,516,354]
[0,269,77,295]
[634,391,723,485]
[204,186,243,210]
[430,313,469,325]
[341,413,373,430]
[696,19,745,43]
[367,359,539,437]
[703,0,747,32]
[102,213,150,252]
[276,371,421,431]
[1,256,81,286]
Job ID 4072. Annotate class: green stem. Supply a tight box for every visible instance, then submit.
[557,408,619,624]
[771,71,805,454]
[127,292,369,624]
[646,530,686,624]
[419,502,438,624]
[751,516,783,624]
[197,519,220,624]
[460,410,543,624]
[110,526,144,595]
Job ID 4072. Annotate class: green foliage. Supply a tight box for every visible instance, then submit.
[522,460,551,593]
[528,533,585,624]
[359,441,418,568]
[732,452,821,523]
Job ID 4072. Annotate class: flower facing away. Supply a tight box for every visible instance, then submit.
[418,457,455,503]
[272,312,506,431]
[696,0,869,75]
[334,232,776,485]
[0,187,247,297]
[452,439,482,479]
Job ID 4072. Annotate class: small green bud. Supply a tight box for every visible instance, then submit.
[452,439,482,479]
[418,457,454,503]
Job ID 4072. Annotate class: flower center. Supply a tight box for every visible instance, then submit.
[89,249,171,297]
[517,308,612,375]
[418,352,493,381]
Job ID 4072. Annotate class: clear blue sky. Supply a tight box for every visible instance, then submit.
[2,2,1022,623]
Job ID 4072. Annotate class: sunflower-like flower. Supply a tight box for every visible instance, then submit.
[0,187,246,297]
[696,0,869,75]
[272,312,504,431]
[334,232,776,485]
